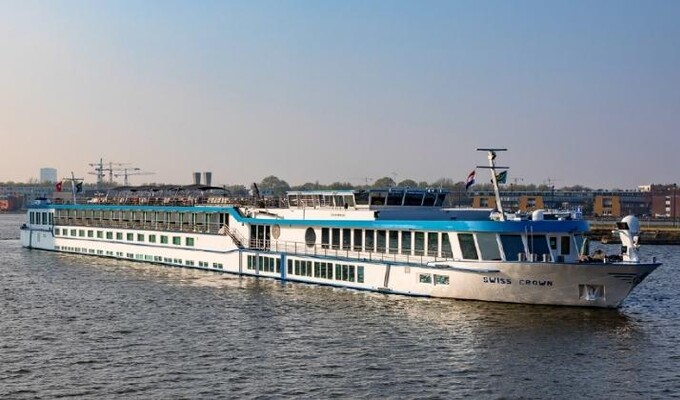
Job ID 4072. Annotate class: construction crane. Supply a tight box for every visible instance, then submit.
[88,159,130,188]
[113,168,155,186]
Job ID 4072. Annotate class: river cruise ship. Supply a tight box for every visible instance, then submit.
[20,150,660,307]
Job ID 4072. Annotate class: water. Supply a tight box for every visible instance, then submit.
[1,214,679,399]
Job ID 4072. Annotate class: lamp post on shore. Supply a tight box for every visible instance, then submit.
[673,183,677,228]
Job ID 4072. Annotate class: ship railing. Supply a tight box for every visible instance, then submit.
[249,239,453,266]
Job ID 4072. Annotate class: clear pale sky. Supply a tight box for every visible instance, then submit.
[1,1,678,189]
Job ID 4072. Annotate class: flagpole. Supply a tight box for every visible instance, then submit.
[476,148,508,221]
[71,171,77,205]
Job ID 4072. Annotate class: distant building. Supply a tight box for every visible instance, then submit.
[0,195,21,212]
[40,168,58,184]
[470,189,651,218]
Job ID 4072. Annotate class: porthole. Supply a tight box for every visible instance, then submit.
[305,227,316,248]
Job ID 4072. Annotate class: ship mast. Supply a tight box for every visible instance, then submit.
[476,148,508,221]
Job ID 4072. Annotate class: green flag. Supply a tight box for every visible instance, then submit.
[495,171,507,184]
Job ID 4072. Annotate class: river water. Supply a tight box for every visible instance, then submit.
[1,214,678,399]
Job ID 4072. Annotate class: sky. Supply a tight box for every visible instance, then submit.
[1,0,679,189]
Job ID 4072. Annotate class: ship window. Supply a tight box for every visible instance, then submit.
[353,229,362,251]
[137,234,144,242]
[500,235,524,261]
[404,192,424,206]
[389,231,399,254]
[441,233,453,258]
[364,230,375,252]
[423,192,436,206]
[287,259,293,275]
[148,234,156,243]
[355,191,369,205]
[79,230,85,237]
[172,236,181,245]
[321,228,329,249]
[186,237,194,247]
[160,235,168,244]
[305,228,316,248]
[376,230,386,252]
[55,228,61,235]
[42,212,48,224]
[401,231,412,255]
[87,230,94,238]
[414,232,425,256]
[427,232,439,257]
[477,233,501,261]
[528,235,550,259]
[49,213,53,225]
[357,266,364,283]
[97,231,103,238]
[30,212,34,225]
[127,233,133,241]
[342,229,351,250]
[458,234,478,260]
[370,192,387,206]
[560,236,571,255]
[331,228,340,249]
[106,232,113,239]
[434,274,450,285]
[387,191,403,206]
[419,274,432,284]
[549,236,557,250]
[116,232,123,240]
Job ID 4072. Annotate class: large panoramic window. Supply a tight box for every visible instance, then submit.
[441,233,453,258]
[364,230,375,252]
[401,231,412,255]
[458,234,478,260]
[321,228,329,249]
[500,235,524,261]
[389,231,399,254]
[342,229,351,250]
[427,232,439,257]
[331,228,340,250]
[353,229,362,251]
[414,232,425,256]
[477,233,501,261]
[376,230,386,252]
[528,235,550,259]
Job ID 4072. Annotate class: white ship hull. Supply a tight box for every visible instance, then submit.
[21,226,658,308]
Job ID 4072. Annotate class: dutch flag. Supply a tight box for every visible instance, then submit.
[465,170,475,190]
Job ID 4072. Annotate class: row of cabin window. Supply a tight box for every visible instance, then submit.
[320,228,453,258]
[461,233,574,261]
[54,228,195,246]
[53,245,222,268]
[54,209,228,225]
[29,211,53,226]
[287,259,365,283]
[246,255,281,273]
[317,228,574,261]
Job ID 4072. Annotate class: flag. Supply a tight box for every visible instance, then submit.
[55,181,63,192]
[495,171,507,184]
[75,182,83,193]
[465,170,475,190]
